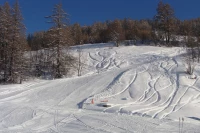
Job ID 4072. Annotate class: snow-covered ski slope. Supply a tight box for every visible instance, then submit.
[0,43,200,133]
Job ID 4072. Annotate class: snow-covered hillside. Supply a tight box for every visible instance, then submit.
[0,43,200,133]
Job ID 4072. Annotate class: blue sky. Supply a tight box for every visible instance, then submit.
[1,0,200,34]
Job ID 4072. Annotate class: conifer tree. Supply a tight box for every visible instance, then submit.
[46,3,72,78]
[0,1,27,83]
[0,2,14,82]
[10,0,27,83]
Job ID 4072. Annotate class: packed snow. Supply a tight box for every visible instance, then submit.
[0,43,200,133]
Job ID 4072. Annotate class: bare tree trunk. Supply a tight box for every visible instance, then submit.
[198,46,200,63]
[56,45,61,78]
[77,48,82,76]
[116,41,119,47]
[167,31,170,45]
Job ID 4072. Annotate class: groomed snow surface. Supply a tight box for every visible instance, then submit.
[0,43,200,133]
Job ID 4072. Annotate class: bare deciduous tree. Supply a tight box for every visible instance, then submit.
[108,20,125,47]
[71,23,82,45]
[154,1,175,45]
[76,47,86,76]
[185,37,197,77]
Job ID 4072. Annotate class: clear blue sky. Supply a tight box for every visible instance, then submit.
[1,0,200,34]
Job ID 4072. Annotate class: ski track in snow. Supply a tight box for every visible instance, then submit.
[85,47,200,120]
[1,44,200,132]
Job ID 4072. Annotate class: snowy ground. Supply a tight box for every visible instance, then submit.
[0,43,200,133]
